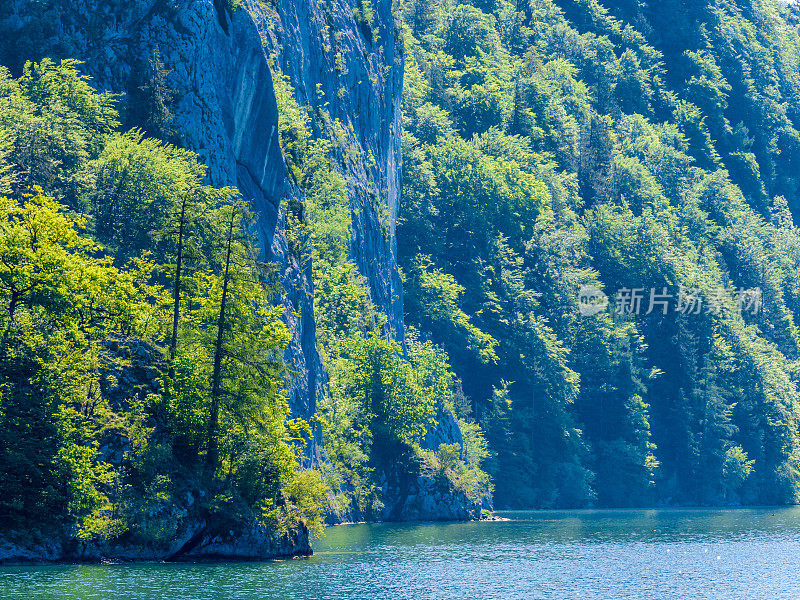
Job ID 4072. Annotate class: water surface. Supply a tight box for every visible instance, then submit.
[3,508,800,599]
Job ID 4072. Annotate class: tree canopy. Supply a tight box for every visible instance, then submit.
[399,0,800,507]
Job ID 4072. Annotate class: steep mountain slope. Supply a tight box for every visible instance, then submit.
[1,0,326,424]
[398,0,800,508]
[0,0,486,556]
[0,0,396,429]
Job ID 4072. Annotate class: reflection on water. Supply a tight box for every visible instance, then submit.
[3,508,800,599]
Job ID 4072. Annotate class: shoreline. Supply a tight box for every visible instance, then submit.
[6,506,797,566]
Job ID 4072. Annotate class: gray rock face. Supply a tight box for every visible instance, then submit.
[0,518,310,564]
[423,405,466,453]
[374,406,485,522]
[244,0,483,521]
[246,0,405,339]
[384,475,481,521]
[1,0,323,425]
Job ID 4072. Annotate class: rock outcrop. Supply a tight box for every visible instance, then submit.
[0,519,310,564]
[0,334,311,564]
[383,476,481,521]
[246,0,486,521]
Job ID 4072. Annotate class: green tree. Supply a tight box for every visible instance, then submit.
[0,190,165,529]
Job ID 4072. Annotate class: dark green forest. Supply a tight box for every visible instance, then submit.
[4,0,800,548]
[399,0,800,507]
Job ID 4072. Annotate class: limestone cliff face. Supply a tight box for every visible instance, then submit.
[246,0,405,339]
[244,0,482,521]
[1,0,405,427]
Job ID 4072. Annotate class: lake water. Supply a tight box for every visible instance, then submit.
[3,508,800,599]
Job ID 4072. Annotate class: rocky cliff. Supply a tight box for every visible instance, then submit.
[246,0,404,338]
[0,0,479,535]
[245,0,483,521]
[0,0,328,425]
[1,0,405,440]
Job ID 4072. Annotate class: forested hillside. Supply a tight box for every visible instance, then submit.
[398,0,800,507]
[268,66,491,521]
[0,0,489,556]
[6,0,800,559]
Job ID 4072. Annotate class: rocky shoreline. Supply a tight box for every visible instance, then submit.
[0,512,514,565]
[0,519,311,566]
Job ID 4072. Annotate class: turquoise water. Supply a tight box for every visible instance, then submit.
[3,508,800,599]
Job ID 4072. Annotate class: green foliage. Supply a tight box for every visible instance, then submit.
[0,190,164,528]
[0,127,13,194]
[354,0,376,42]
[335,332,434,444]
[0,59,118,205]
[88,129,214,259]
[0,190,166,337]
[269,58,492,517]
[126,48,176,140]
[271,68,311,185]
[444,5,500,61]
[283,468,330,536]
[18,58,119,154]
[419,442,490,503]
[398,0,800,508]
[0,61,326,541]
[405,256,498,364]
[722,445,755,498]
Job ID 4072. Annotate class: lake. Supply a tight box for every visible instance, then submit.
[3,508,800,599]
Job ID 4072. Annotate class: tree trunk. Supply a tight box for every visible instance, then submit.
[169,192,188,367]
[206,206,236,474]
